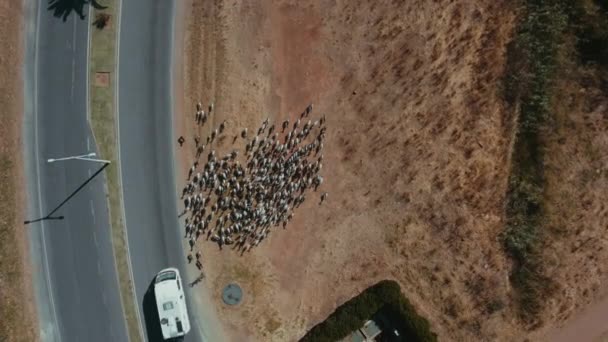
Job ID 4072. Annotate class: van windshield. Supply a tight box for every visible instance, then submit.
[156,271,177,283]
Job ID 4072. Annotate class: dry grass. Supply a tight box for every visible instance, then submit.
[181,1,521,341]
[178,1,522,341]
[540,43,608,329]
[176,0,608,341]
[0,1,38,341]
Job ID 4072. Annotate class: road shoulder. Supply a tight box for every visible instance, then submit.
[3,0,38,340]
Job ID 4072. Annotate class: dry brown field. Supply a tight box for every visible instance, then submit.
[174,1,608,341]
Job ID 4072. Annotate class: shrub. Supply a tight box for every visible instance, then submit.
[300,280,436,342]
[93,13,110,30]
[502,0,567,322]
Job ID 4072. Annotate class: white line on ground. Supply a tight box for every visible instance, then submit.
[85,0,92,124]
[89,199,95,223]
[71,18,77,100]
[93,231,98,247]
[34,3,60,340]
[114,0,146,338]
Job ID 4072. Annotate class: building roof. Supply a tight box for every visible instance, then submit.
[339,328,367,342]
[361,319,382,339]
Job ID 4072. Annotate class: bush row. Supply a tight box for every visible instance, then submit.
[502,0,568,322]
[299,280,436,342]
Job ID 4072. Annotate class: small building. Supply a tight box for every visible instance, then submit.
[340,319,383,342]
[349,329,367,342]
[361,319,382,340]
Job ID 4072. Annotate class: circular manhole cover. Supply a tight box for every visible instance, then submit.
[222,283,243,305]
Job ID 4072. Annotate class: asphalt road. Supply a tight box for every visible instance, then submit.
[117,1,205,341]
[24,2,128,342]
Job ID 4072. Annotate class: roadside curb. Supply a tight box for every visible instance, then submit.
[86,1,144,341]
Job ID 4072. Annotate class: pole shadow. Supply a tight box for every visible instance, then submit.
[47,0,108,22]
[143,280,184,342]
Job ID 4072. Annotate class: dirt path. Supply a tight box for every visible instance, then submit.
[547,293,608,342]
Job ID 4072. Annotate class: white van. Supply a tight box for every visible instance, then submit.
[154,268,191,340]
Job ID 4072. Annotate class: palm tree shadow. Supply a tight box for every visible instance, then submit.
[47,0,108,22]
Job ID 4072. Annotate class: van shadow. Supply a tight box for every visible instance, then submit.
[143,279,185,342]
[143,280,166,342]
[47,0,107,22]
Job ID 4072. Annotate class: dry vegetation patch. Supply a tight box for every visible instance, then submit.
[0,1,37,341]
[538,1,608,331]
[174,0,608,340]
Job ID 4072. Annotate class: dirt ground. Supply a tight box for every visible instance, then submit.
[175,0,608,341]
[0,0,38,341]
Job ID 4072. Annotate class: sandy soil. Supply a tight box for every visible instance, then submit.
[0,0,38,341]
[174,1,608,341]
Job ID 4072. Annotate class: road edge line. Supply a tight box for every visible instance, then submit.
[28,2,61,340]
[113,0,146,338]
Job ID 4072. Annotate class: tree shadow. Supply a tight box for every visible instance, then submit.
[143,280,184,342]
[47,0,107,22]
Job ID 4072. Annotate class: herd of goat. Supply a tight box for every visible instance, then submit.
[179,101,327,265]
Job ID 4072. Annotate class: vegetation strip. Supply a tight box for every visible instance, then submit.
[504,0,608,323]
[88,2,143,341]
[300,280,436,342]
[502,0,567,322]
[0,2,37,341]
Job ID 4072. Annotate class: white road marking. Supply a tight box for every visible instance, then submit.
[33,2,60,340]
[93,231,98,247]
[114,0,146,338]
[87,136,90,150]
[71,18,77,100]
[86,2,92,123]
[89,199,95,223]
[98,260,103,275]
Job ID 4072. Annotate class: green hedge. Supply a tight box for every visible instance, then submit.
[300,280,436,342]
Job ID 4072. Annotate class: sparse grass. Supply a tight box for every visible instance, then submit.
[89,3,142,342]
[232,262,256,282]
[264,315,282,334]
[384,221,407,253]
[0,1,37,340]
[0,157,36,342]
